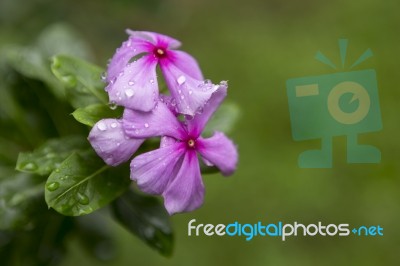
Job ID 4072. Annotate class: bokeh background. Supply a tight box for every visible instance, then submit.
[1,0,400,265]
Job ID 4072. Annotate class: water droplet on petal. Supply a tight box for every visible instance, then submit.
[111,122,118,128]
[144,123,149,128]
[77,193,90,205]
[181,95,184,99]
[126,40,132,47]
[128,81,135,86]
[149,79,155,84]
[97,121,107,131]
[100,72,107,82]
[55,168,60,173]
[109,102,118,110]
[46,182,60,191]
[177,75,186,85]
[125,89,134,98]
[189,90,193,95]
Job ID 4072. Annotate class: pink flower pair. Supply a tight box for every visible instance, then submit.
[89,31,238,214]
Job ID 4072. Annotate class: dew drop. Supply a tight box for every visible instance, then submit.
[46,182,60,191]
[126,40,132,47]
[128,81,135,86]
[181,95,184,99]
[125,88,134,98]
[55,168,60,173]
[77,193,90,205]
[144,123,149,128]
[178,89,182,94]
[111,122,118,128]
[149,79,155,84]
[100,72,107,82]
[109,102,118,110]
[118,71,124,77]
[23,162,38,171]
[177,75,186,85]
[189,90,193,95]
[97,121,107,131]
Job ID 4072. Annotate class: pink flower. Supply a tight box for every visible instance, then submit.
[123,85,238,214]
[105,31,218,115]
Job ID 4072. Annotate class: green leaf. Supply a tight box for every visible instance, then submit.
[203,101,240,137]
[16,135,87,176]
[0,168,44,230]
[72,104,123,127]
[36,23,92,60]
[45,150,130,216]
[111,189,174,257]
[51,55,108,108]
[5,46,64,98]
[3,23,93,100]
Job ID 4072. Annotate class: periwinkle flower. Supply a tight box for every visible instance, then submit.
[123,85,238,214]
[105,30,218,115]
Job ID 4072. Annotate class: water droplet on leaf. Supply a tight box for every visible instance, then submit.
[46,182,60,191]
[77,193,90,205]
[23,162,38,171]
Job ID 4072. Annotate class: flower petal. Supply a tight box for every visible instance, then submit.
[187,84,227,138]
[162,150,204,215]
[197,132,238,176]
[160,63,219,116]
[123,101,185,139]
[106,55,159,112]
[130,143,186,194]
[126,30,181,49]
[88,119,144,166]
[166,50,203,80]
[107,35,152,83]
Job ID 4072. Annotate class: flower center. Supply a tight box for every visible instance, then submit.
[154,47,167,58]
[187,139,195,148]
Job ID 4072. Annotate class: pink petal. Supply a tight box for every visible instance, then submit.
[106,55,159,112]
[187,84,227,138]
[123,101,186,140]
[106,36,152,83]
[197,132,238,176]
[88,119,144,166]
[160,63,219,116]
[166,50,203,80]
[130,143,186,194]
[162,150,205,215]
[126,30,181,49]
[160,136,178,148]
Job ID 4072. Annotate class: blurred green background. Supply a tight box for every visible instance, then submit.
[1,0,400,265]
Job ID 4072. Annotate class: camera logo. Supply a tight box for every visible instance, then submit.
[286,39,382,168]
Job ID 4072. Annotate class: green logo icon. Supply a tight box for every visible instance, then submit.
[286,39,382,168]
